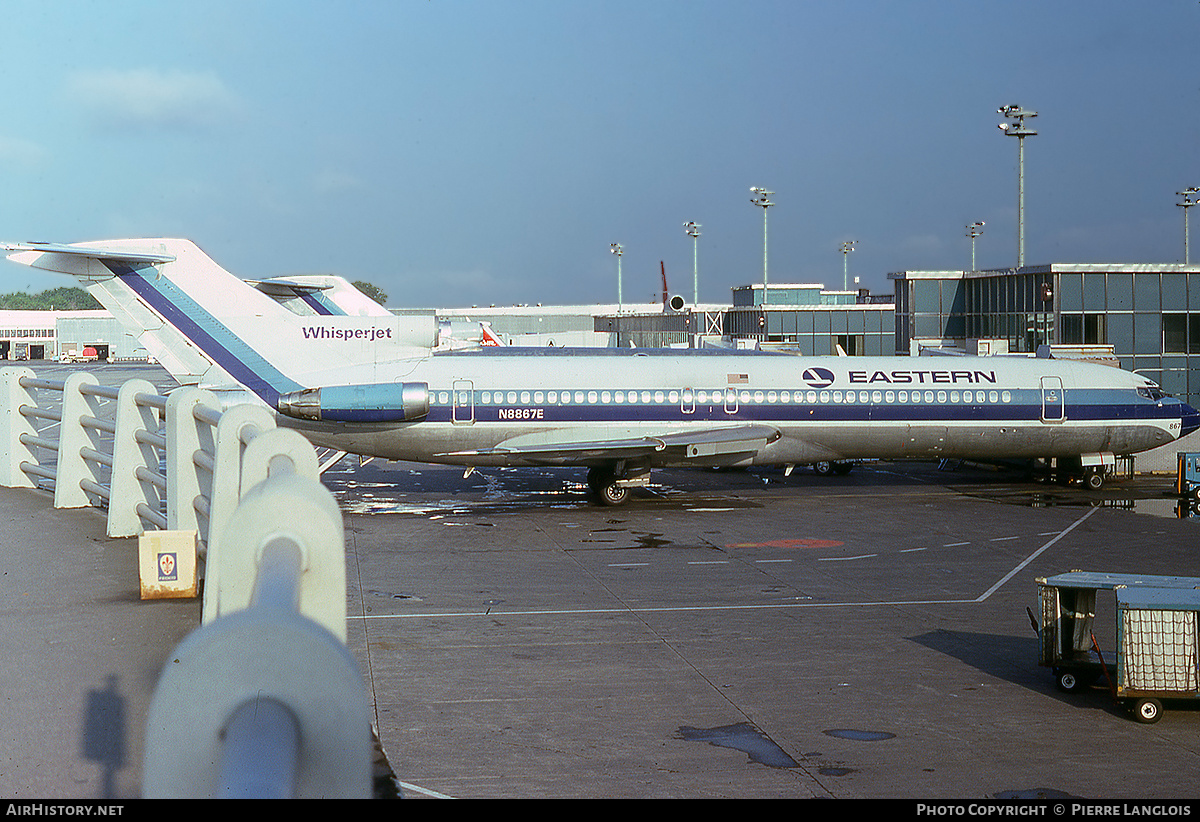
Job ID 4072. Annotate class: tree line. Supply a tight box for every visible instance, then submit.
[0,287,103,310]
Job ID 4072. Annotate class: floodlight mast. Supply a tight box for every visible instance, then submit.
[997,104,1037,267]
[1178,188,1200,264]
[610,243,623,313]
[840,240,857,291]
[750,187,774,292]
[683,221,701,304]
[966,221,985,271]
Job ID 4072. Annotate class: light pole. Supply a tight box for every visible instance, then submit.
[998,104,1037,268]
[1178,188,1200,264]
[840,241,857,291]
[683,221,701,304]
[966,221,985,271]
[750,187,774,297]
[610,243,623,313]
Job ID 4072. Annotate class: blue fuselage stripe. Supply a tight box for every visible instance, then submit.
[418,391,1185,426]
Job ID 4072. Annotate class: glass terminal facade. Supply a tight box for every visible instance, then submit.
[891,264,1200,406]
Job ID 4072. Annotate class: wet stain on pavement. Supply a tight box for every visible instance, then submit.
[678,722,799,768]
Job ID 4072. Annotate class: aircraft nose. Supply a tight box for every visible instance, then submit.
[1180,402,1200,439]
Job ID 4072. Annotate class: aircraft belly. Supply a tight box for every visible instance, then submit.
[283,414,1182,469]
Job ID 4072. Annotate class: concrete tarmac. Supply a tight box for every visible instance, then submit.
[333,459,1200,800]
[3,363,1200,799]
[0,485,199,799]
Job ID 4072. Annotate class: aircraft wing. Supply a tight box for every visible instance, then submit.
[436,423,781,465]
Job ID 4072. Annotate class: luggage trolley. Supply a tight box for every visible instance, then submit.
[1034,571,1200,723]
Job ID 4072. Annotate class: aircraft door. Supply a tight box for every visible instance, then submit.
[1041,376,1065,423]
[452,379,475,424]
[724,388,739,415]
[681,388,695,415]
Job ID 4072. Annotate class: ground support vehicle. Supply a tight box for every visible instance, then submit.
[1035,571,1200,723]
[1176,452,1200,501]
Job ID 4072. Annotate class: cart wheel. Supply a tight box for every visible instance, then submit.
[1085,471,1104,490]
[1132,698,1163,724]
[1055,670,1084,693]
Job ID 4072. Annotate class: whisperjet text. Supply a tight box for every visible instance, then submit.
[302,326,394,342]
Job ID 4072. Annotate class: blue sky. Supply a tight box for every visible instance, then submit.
[1,1,1198,309]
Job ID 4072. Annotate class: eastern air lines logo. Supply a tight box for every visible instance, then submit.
[802,367,836,388]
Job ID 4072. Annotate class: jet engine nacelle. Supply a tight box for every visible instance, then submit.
[277,382,430,423]
[667,295,687,312]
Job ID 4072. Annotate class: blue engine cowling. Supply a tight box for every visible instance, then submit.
[276,383,429,423]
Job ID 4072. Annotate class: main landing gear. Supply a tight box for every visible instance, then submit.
[812,460,854,477]
[586,463,649,507]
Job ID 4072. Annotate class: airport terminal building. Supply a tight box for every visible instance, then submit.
[0,309,144,362]
[890,263,1200,406]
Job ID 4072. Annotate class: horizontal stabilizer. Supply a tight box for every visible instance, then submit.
[3,241,177,266]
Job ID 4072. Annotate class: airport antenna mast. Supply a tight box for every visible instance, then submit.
[1178,188,1200,264]
[750,187,774,293]
[683,221,701,305]
[997,105,1037,267]
[966,221,985,271]
[610,243,623,313]
[840,240,857,291]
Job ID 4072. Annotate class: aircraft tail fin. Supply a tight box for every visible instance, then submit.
[3,239,437,404]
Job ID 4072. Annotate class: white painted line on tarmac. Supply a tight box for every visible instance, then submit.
[347,509,1100,621]
[818,553,878,561]
[943,542,970,547]
[974,507,1099,602]
[397,781,455,799]
[351,599,981,619]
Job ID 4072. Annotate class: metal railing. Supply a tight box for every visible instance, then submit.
[143,453,370,798]
[0,366,373,797]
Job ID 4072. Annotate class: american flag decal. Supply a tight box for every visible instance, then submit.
[728,373,749,384]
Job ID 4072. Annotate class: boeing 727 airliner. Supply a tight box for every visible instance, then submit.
[5,238,1198,504]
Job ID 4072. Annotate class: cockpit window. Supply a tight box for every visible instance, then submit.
[1138,386,1166,401]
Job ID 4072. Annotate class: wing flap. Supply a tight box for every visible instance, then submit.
[437,424,780,465]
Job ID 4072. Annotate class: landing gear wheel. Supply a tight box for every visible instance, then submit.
[1132,698,1163,723]
[1055,670,1084,693]
[813,461,834,476]
[587,466,630,507]
[598,482,629,507]
[833,461,854,476]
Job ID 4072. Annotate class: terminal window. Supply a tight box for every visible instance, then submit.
[1059,313,1106,346]
[1162,313,1200,354]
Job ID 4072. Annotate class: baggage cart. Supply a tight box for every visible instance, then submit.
[1177,452,1200,501]
[1034,571,1200,722]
